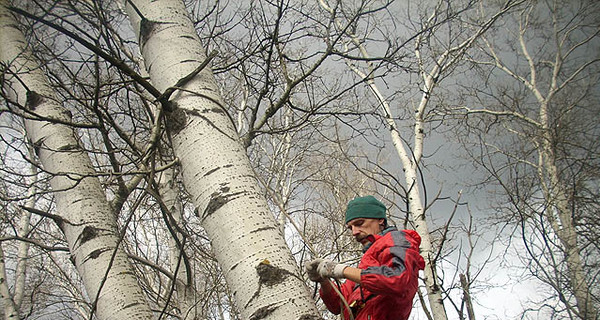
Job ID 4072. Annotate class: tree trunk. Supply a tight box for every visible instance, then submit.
[157,166,201,319]
[0,2,154,319]
[539,103,597,320]
[124,1,320,319]
[459,274,476,320]
[0,246,20,320]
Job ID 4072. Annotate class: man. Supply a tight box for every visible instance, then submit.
[305,195,425,320]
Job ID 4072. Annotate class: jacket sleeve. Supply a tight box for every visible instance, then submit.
[360,230,425,296]
[319,279,354,315]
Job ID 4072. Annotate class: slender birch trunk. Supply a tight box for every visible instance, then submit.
[538,102,596,319]
[509,14,596,317]
[464,2,598,316]
[0,143,37,320]
[124,1,320,319]
[319,1,523,318]
[12,141,36,311]
[0,2,154,319]
[539,128,596,320]
[0,245,20,320]
[157,166,201,319]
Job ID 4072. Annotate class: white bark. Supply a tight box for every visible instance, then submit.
[157,167,200,319]
[0,245,20,320]
[12,142,36,310]
[0,2,154,319]
[465,2,598,317]
[125,1,320,319]
[0,144,36,320]
[523,22,597,319]
[321,1,526,319]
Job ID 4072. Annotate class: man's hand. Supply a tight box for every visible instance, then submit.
[305,258,347,281]
[305,258,324,282]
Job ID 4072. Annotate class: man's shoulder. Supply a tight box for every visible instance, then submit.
[380,227,406,240]
[377,229,422,251]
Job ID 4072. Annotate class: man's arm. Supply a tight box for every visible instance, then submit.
[342,266,362,283]
[318,278,342,315]
[360,230,425,296]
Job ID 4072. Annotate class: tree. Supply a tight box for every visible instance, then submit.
[457,0,600,318]
[313,0,527,319]
[8,0,591,319]
[0,0,156,318]
[123,1,321,319]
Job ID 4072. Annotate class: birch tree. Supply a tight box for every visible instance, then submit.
[0,1,156,319]
[123,1,321,319]
[314,0,525,319]
[457,0,600,318]
[0,141,37,320]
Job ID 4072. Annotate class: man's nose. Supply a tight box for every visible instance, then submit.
[351,226,360,236]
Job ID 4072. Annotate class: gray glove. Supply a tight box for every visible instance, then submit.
[305,258,324,282]
[305,258,347,281]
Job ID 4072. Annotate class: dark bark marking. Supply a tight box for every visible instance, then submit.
[166,107,187,135]
[32,138,44,157]
[201,186,230,219]
[200,107,226,114]
[162,99,175,112]
[250,226,275,234]
[203,164,233,178]
[249,304,277,320]
[246,261,293,315]
[201,187,247,219]
[299,315,323,320]
[139,19,165,48]
[61,108,73,119]
[57,144,79,151]
[78,226,99,245]
[26,90,44,110]
[256,261,291,287]
[122,302,143,309]
[204,166,222,177]
[86,248,110,261]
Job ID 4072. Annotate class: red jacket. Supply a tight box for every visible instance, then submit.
[320,228,425,320]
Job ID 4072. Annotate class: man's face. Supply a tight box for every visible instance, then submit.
[346,218,384,245]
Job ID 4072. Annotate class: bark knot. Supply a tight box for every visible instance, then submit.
[166,106,187,135]
[26,90,44,110]
[201,187,246,220]
[249,304,277,320]
[78,226,99,245]
[245,260,295,310]
[139,19,171,48]
[256,259,292,287]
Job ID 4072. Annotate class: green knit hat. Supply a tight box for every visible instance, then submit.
[345,196,387,224]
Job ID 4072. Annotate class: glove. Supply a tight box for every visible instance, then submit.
[305,258,324,282]
[305,258,347,281]
[316,259,347,279]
